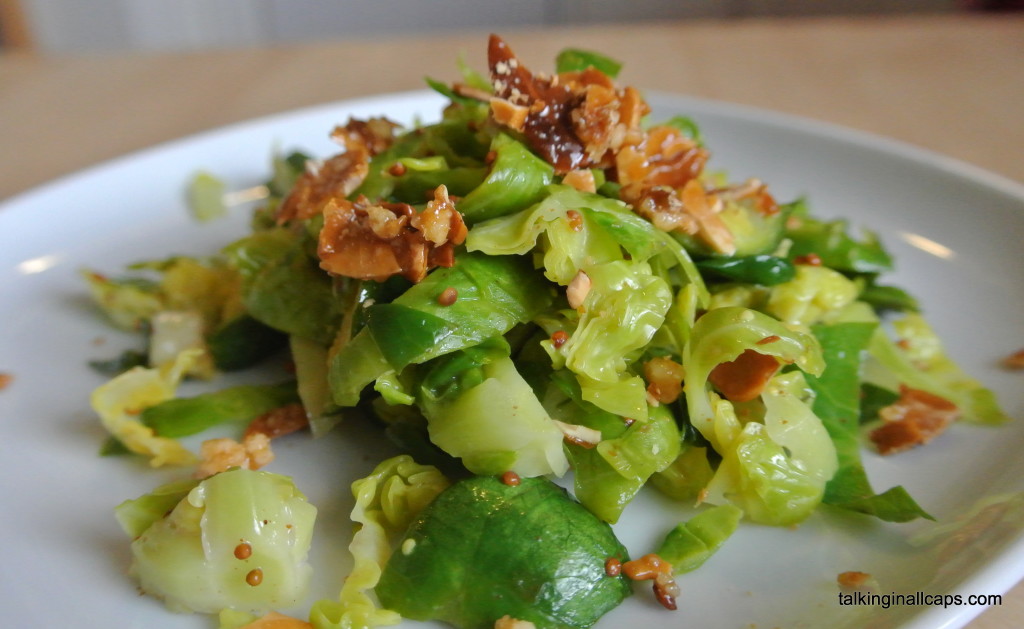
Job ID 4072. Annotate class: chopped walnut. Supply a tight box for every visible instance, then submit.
[680,179,735,255]
[329,117,400,155]
[708,349,780,403]
[487,34,648,174]
[713,178,780,216]
[318,185,467,283]
[244,403,308,440]
[489,97,529,131]
[194,432,274,479]
[623,185,699,234]
[276,117,399,224]
[480,36,736,255]
[411,184,467,246]
[621,178,736,254]
[644,356,685,404]
[616,125,708,190]
[562,169,597,193]
[276,152,369,223]
[870,385,960,455]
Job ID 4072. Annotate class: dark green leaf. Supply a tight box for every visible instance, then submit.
[208,315,287,371]
[696,255,796,286]
[859,382,900,424]
[806,322,932,522]
[457,134,554,224]
[786,216,893,274]
[223,229,342,345]
[858,282,920,313]
[140,381,300,438]
[376,476,631,628]
[365,251,554,372]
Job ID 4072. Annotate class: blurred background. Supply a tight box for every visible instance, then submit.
[1,0,1020,54]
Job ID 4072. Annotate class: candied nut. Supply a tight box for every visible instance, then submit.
[708,349,780,402]
[562,170,597,193]
[644,356,685,404]
[318,185,467,283]
[681,180,735,255]
[276,151,369,223]
[365,202,409,239]
[566,269,592,309]
[713,178,780,216]
[623,184,698,235]
[489,97,529,132]
[411,185,466,246]
[870,385,960,455]
[616,125,707,190]
[487,34,651,175]
[571,82,623,163]
[330,117,400,155]
[195,433,274,479]
[276,117,400,224]
[244,403,309,440]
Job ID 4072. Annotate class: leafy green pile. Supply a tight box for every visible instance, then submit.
[87,36,1009,629]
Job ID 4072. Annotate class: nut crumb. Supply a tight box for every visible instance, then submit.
[1002,348,1024,370]
[494,616,536,629]
[837,570,875,590]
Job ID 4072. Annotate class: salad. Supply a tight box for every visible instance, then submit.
[84,35,1010,629]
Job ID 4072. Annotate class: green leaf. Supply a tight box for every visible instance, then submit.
[807,322,933,522]
[223,228,342,345]
[457,133,554,224]
[140,381,300,438]
[786,215,893,274]
[696,255,796,286]
[207,315,287,371]
[555,48,623,78]
[376,476,631,629]
[366,251,553,372]
[656,504,743,574]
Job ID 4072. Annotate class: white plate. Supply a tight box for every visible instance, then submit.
[2,90,1023,629]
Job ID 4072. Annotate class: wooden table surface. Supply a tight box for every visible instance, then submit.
[1,12,1022,627]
